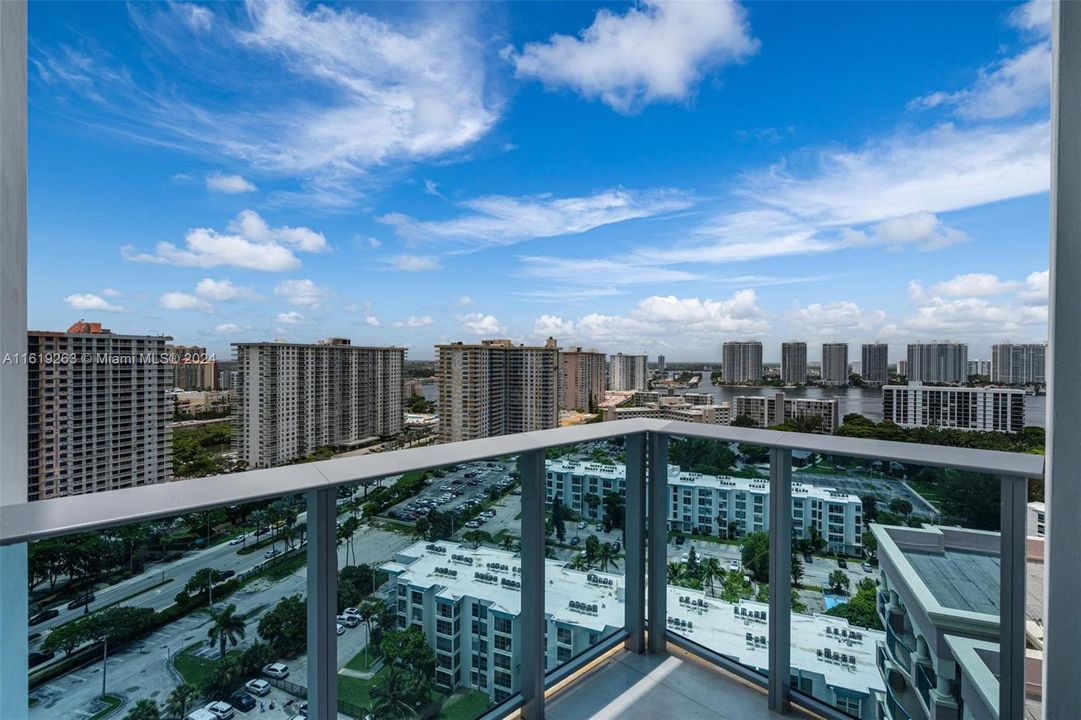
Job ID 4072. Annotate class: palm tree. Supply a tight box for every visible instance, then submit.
[569,553,590,571]
[164,683,196,720]
[584,493,601,520]
[371,666,416,718]
[206,603,246,660]
[700,557,724,598]
[499,534,516,551]
[359,601,378,665]
[123,699,161,720]
[597,543,619,572]
[667,561,683,584]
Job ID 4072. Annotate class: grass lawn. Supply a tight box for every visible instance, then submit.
[344,647,380,672]
[87,694,121,720]
[173,642,242,689]
[438,689,492,719]
[337,668,440,710]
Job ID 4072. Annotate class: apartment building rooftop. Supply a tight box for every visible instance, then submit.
[903,547,1000,615]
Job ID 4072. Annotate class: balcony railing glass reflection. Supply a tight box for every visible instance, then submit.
[0,419,1041,720]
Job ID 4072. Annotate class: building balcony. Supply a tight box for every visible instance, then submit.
[0,419,1042,720]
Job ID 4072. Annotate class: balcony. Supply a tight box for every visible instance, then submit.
[0,419,1041,720]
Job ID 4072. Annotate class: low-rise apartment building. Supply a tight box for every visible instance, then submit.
[734,392,841,434]
[545,461,863,554]
[603,392,731,425]
[382,541,885,718]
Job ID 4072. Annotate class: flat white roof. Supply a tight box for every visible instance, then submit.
[386,541,885,697]
[547,460,860,504]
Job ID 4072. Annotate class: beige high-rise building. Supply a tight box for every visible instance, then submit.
[27,321,173,501]
[166,343,219,390]
[437,338,560,443]
[722,341,762,384]
[233,338,404,468]
[560,347,606,411]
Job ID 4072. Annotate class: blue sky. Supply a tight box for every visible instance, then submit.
[28,0,1051,361]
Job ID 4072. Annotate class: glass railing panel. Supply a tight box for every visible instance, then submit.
[28,492,311,720]
[787,451,1011,720]
[663,434,772,681]
[542,437,629,675]
[339,456,520,718]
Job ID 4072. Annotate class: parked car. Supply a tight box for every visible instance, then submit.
[803,552,813,564]
[674,535,686,546]
[28,651,54,668]
[837,558,848,569]
[228,692,256,712]
[577,521,588,530]
[228,535,247,546]
[297,701,309,715]
[464,520,481,528]
[338,613,361,627]
[612,541,622,553]
[185,710,218,720]
[203,700,235,720]
[336,623,346,636]
[262,662,289,679]
[244,678,271,696]
[28,609,59,625]
[67,593,95,609]
[728,560,741,572]
[862,562,874,573]
[570,537,580,546]
[218,569,236,579]
[680,553,689,563]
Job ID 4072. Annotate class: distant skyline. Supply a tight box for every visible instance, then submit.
[28,1,1051,361]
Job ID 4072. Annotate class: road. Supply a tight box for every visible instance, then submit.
[30,520,414,720]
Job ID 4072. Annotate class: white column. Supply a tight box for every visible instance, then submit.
[0,3,28,719]
[1044,2,1081,717]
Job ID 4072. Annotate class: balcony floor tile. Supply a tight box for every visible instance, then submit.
[546,648,813,720]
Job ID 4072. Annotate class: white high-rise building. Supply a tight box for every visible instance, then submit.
[233,338,405,467]
[559,347,606,411]
[781,342,808,385]
[991,343,1046,385]
[821,343,849,387]
[734,392,840,434]
[438,338,559,443]
[882,383,1025,433]
[861,343,889,386]
[722,341,763,384]
[608,352,649,391]
[27,321,173,501]
[906,343,968,384]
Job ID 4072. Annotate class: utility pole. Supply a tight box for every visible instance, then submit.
[100,636,108,698]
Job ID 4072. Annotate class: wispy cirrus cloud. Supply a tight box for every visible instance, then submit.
[33,1,500,206]
[380,189,692,251]
[505,0,758,114]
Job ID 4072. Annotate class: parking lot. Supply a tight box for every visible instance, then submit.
[382,458,518,531]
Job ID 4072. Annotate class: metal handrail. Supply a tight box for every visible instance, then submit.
[0,418,1043,546]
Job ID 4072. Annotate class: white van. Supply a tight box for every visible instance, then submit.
[185,710,218,720]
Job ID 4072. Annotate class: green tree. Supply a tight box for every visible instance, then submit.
[667,561,683,584]
[827,570,851,596]
[583,493,602,519]
[258,594,307,657]
[371,665,420,718]
[338,579,361,613]
[888,498,913,518]
[124,699,161,720]
[700,557,723,597]
[41,620,87,657]
[499,535,516,551]
[861,495,879,523]
[381,627,437,685]
[731,415,758,428]
[597,542,620,572]
[602,493,625,532]
[584,535,600,564]
[740,532,771,583]
[240,640,273,677]
[825,578,883,630]
[164,683,197,720]
[463,530,492,550]
[206,604,246,660]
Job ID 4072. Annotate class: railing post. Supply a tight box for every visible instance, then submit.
[306,488,337,720]
[999,476,1026,720]
[1045,1,1081,717]
[519,449,546,719]
[624,432,646,654]
[768,447,792,714]
[647,432,669,654]
[0,2,28,718]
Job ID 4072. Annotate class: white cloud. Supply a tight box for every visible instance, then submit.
[910,42,1050,120]
[36,3,499,207]
[159,291,214,313]
[458,312,505,336]
[1009,0,1052,36]
[355,235,381,250]
[195,278,263,301]
[380,189,691,250]
[457,295,473,306]
[842,212,969,251]
[64,293,124,313]
[177,3,213,33]
[364,315,381,327]
[122,210,328,271]
[1019,269,1049,303]
[275,311,305,325]
[930,273,1019,297]
[273,278,329,308]
[389,254,441,272]
[205,172,257,194]
[214,323,243,333]
[394,315,434,328]
[533,314,576,337]
[789,301,886,337]
[100,288,123,298]
[506,0,758,113]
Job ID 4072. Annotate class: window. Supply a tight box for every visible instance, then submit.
[494,616,513,634]
[495,671,513,690]
[495,634,512,652]
[557,627,572,645]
